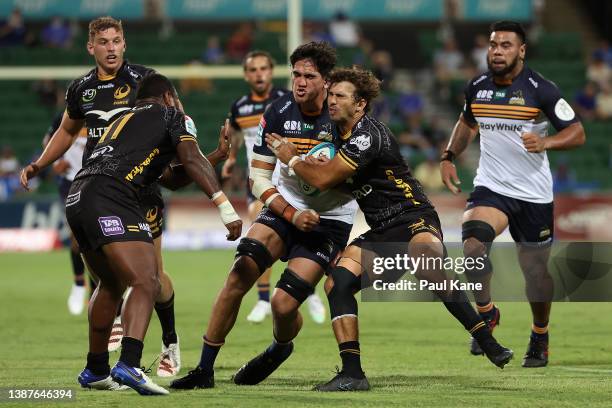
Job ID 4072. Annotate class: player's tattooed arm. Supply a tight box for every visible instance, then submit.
[20,111,84,190]
[522,122,585,153]
[439,114,478,195]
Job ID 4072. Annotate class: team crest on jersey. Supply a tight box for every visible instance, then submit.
[509,90,525,105]
[113,85,131,105]
[350,134,371,151]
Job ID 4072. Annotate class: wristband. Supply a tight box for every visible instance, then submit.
[288,156,301,169]
[440,150,456,163]
[291,209,304,224]
[281,204,297,224]
[30,162,40,173]
[264,192,280,207]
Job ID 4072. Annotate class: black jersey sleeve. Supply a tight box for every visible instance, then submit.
[338,130,381,171]
[536,77,580,131]
[462,80,477,126]
[167,108,198,147]
[228,100,240,131]
[252,104,278,158]
[65,79,85,120]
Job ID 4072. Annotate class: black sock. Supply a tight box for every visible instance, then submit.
[71,250,85,285]
[155,293,177,347]
[339,341,364,379]
[119,337,143,368]
[86,351,110,376]
[441,290,483,332]
[257,283,270,302]
[266,339,292,359]
[198,337,223,373]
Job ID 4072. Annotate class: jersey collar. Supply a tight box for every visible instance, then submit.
[96,60,127,81]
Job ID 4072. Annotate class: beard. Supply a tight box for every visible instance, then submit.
[488,55,519,76]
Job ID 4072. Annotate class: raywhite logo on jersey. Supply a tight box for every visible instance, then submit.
[350,134,371,151]
[85,107,131,122]
[284,121,301,131]
[479,122,523,132]
[554,98,575,121]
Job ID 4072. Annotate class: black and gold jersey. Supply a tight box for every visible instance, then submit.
[65,61,155,163]
[75,103,197,189]
[338,114,432,230]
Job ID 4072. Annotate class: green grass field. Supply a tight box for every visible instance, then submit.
[2,250,612,407]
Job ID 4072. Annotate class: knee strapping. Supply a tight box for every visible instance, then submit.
[462,220,495,277]
[234,237,273,274]
[275,268,314,304]
[327,267,361,320]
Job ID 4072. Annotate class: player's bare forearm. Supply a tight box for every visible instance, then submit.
[176,141,221,198]
[37,115,84,168]
[293,158,353,191]
[228,128,243,160]
[543,122,586,151]
[445,115,478,156]
[206,149,227,167]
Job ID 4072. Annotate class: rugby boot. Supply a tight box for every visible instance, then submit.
[233,342,294,385]
[170,366,215,389]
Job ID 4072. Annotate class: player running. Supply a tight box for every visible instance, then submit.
[223,50,326,324]
[439,21,585,368]
[268,67,513,391]
[64,74,241,395]
[170,41,357,390]
[20,17,184,376]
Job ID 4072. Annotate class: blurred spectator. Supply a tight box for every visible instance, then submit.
[226,23,253,62]
[303,22,333,44]
[329,11,359,47]
[32,80,64,110]
[201,36,225,64]
[592,39,612,67]
[180,60,214,95]
[371,50,394,91]
[471,34,489,72]
[413,151,445,192]
[41,16,72,49]
[574,82,598,121]
[0,146,19,176]
[434,38,464,80]
[595,84,612,120]
[586,55,610,90]
[0,7,26,47]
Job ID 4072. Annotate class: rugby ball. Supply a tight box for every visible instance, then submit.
[298,142,336,196]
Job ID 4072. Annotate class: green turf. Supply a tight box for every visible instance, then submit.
[1,250,611,407]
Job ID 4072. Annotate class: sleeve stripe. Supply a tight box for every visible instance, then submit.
[252,152,276,164]
[338,150,357,170]
[179,135,197,142]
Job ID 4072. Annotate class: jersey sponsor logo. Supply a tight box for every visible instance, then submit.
[478,122,523,132]
[127,68,140,80]
[529,77,539,88]
[85,107,131,122]
[554,98,575,121]
[509,90,526,105]
[279,100,292,113]
[185,115,198,136]
[113,84,131,100]
[473,75,487,86]
[88,145,114,160]
[283,120,301,132]
[350,134,372,151]
[475,89,493,100]
[385,169,421,206]
[82,89,96,102]
[65,191,81,207]
[98,216,125,236]
[125,148,160,182]
[302,122,314,131]
[238,104,254,115]
[352,184,373,199]
[494,90,506,99]
[97,83,114,89]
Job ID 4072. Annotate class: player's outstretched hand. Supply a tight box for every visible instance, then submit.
[225,219,242,241]
[521,132,546,153]
[266,132,298,164]
[217,119,231,160]
[294,209,320,232]
[20,163,40,191]
[440,160,461,194]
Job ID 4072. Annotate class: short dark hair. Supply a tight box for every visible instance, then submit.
[290,41,337,78]
[136,73,177,100]
[329,67,380,112]
[490,20,526,44]
[243,50,275,71]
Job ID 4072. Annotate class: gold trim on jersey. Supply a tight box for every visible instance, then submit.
[341,130,352,141]
[235,114,263,129]
[471,103,540,120]
[179,135,197,142]
[338,150,357,170]
[97,72,117,81]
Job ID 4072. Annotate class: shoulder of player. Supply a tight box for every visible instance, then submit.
[523,66,559,93]
[67,67,98,91]
[468,71,492,89]
[231,94,249,109]
[272,88,290,98]
[122,62,155,81]
[345,116,381,146]
[269,92,294,115]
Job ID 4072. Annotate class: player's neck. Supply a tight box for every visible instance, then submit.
[493,61,524,86]
[339,111,365,136]
[299,91,326,116]
[251,85,272,101]
[96,60,123,80]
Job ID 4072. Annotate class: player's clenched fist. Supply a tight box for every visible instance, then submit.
[292,209,320,232]
[521,132,547,153]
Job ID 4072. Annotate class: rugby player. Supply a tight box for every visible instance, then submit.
[170,41,357,390]
[20,17,184,376]
[64,73,241,395]
[439,21,585,367]
[43,112,90,315]
[222,50,326,324]
[268,67,513,391]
